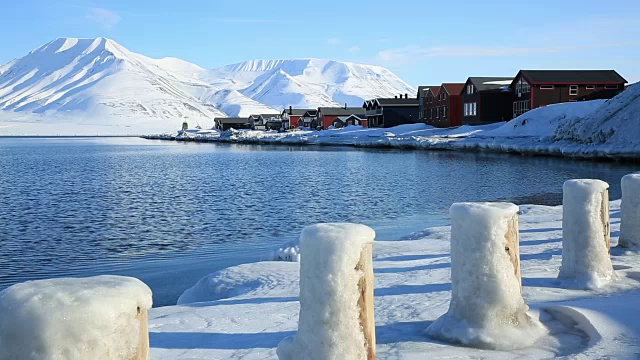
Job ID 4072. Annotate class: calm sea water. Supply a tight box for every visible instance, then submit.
[0,137,637,306]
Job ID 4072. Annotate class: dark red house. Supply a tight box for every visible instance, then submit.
[417,85,440,123]
[509,70,627,118]
[424,83,465,127]
[461,77,514,125]
[317,107,366,130]
[281,107,315,129]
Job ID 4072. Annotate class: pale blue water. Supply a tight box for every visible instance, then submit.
[0,137,637,306]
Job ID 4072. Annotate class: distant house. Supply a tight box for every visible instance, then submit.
[364,94,420,128]
[461,77,514,125]
[297,110,319,128]
[216,117,252,131]
[509,70,627,118]
[317,106,366,130]
[417,86,440,123]
[332,114,367,128]
[423,83,465,127]
[248,113,280,130]
[281,107,315,129]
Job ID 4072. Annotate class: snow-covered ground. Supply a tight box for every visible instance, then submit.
[148,199,640,359]
[156,85,640,159]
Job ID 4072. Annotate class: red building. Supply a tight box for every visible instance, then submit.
[424,83,465,127]
[281,107,315,129]
[509,70,627,118]
[317,106,367,130]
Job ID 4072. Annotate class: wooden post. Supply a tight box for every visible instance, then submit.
[505,213,522,289]
[620,174,640,248]
[559,179,613,288]
[277,223,376,360]
[133,307,150,360]
[356,243,376,360]
[601,188,611,254]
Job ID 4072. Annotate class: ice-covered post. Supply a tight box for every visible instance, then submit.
[0,276,152,360]
[559,179,614,288]
[427,202,544,350]
[619,174,640,249]
[277,223,376,360]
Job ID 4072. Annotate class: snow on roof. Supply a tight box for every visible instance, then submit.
[483,80,513,85]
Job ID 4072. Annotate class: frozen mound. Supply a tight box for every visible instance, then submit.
[481,100,605,139]
[269,240,300,262]
[277,223,376,360]
[177,261,300,305]
[555,83,640,147]
[427,202,546,350]
[0,275,152,360]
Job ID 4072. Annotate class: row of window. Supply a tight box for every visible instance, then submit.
[463,102,477,116]
[515,79,531,94]
[425,106,448,120]
[466,84,475,95]
[513,100,531,118]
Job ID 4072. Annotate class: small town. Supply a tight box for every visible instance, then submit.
[213,69,628,132]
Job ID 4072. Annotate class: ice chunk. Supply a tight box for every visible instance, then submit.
[0,275,152,360]
[427,202,546,350]
[277,223,375,360]
[559,179,614,289]
[619,174,640,249]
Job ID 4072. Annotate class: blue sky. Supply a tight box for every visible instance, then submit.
[2,0,639,86]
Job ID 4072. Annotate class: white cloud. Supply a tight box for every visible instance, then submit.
[375,43,639,66]
[86,7,121,30]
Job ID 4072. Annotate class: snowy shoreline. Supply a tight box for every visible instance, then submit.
[148,199,640,359]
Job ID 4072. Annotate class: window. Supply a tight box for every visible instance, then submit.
[464,103,468,116]
[540,85,554,90]
[472,102,477,116]
[467,84,474,94]
[515,78,530,94]
[586,85,595,90]
[605,85,619,89]
[569,85,578,96]
[443,106,447,118]
[442,92,446,100]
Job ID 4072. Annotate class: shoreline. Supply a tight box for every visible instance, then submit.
[141,132,640,163]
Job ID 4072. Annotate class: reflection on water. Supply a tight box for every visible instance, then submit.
[0,137,637,306]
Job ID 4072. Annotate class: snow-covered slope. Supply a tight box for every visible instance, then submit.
[555,83,640,147]
[0,38,417,135]
[208,59,416,109]
[0,38,226,135]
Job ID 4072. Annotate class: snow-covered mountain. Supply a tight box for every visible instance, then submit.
[0,38,415,135]
[208,59,416,109]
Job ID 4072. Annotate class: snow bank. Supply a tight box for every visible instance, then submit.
[427,202,545,350]
[559,180,614,289]
[555,83,640,148]
[277,223,376,360]
[619,174,640,249]
[177,262,299,305]
[481,100,605,139]
[0,275,152,360]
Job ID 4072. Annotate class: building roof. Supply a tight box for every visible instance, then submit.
[375,97,419,106]
[417,85,440,97]
[336,114,365,121]
[302,110,318,117]
[516,70,627,84]
[218,117,250,124]
[467,77,514,91]
[441,83,465,95]
[249,113,280,119]
[318,107,366,116]
[282,108,315,116]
